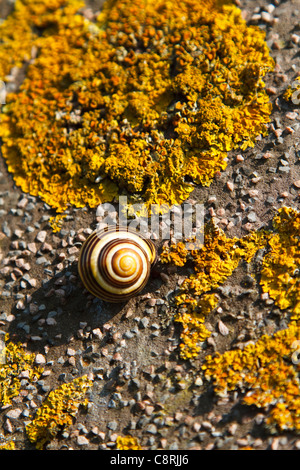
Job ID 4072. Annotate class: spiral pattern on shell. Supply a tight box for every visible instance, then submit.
[78,226,157,302]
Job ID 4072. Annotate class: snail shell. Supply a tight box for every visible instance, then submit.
[78,226,157,302]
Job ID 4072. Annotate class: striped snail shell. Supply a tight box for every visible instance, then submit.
[78,226,157,302]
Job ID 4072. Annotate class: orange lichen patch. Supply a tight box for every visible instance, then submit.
[260,207,300,319]
[116,435,142,450]
[203,324,300,434]
[26,375,92,449]
[0,338,43,407]
[162,208,300,359]
[161,222,270,359]
[0,0,82,80]
[0,0,274,212]
[283,76,300,102]
[174,293,219,359]
[49,214,67,233]
[160,241,188,267]
[193,207,300,433]
[0,441,15,450]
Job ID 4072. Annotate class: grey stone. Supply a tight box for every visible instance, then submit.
[139,317,149,329]
[146,424,158,437]
[247,211,257,223]
[278,166,290,173]
[36,256,48,265]
[77,435,89,446]
[2,221,11,237]
[107,420,118,431]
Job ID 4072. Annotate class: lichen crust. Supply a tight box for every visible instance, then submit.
[0,0,274,212]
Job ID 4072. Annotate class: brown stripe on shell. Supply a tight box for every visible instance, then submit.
[78,232,106,298]
[97,239,145,287]
[97,225,157,265]
[78,226,157,302]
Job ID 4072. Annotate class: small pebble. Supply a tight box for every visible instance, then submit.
[15,258,25,269]
[36,231,47,243]
[107,420,118,431]
[266,4,275,14]
[271,437,280,450]
[17,197,28,209]
[5,409,22,419]
[27,242,37,254]
[237,438,249,447]
[293,180,300,189]
[4,419,13,433]
[92,328,103,339]
[291,34,300,44]
[242,222,253,232]
[28,278,37,288]
[16,300,25,310]
[247,212,257,223]
[201,421,213,431]
[77,435,90,446]
[67,348,76,356]
[112,353,123,362]
[294,440,300,450]
[261,11,272,22]
[146,424,158,435]
[147,298,157,307]
[228,423,238,435]
[193,422,201,432]
[36,256,48,265]
[30,336,43,341]
[139,317,149,329]
[68,246,79,255]
[218,320,229,336]
[251,176,262,183]
[274,128,283,138]
[226,181,234,192]
[68,357,76,366]
[278,166,290,173]
[285,126,295,134]
[41,242,52,252]
[2,221,11,237]
[263,151,273,159]
[13,229,24,238]
[251,13,261,22]
[35,354,46,365]
[286,111,298,120]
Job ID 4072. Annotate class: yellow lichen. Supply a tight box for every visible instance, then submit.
[175,293,219,359]
[283,76,300,102]
[0,441,16,450]
[203,323,300,434]
[0,338,43,407]
[161,222,270,359]
[162,208,300,359]
[26,375,92,449]
[49,214,67,233]
[160,241,188,267]
[0,0,274,213]
[260,207,300,319]
[195,207,300,433]
[116,435,142,450]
